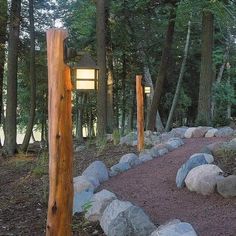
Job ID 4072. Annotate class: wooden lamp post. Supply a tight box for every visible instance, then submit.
[46,28,98,236]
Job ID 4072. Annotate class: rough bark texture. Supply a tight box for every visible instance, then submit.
[121,54,126,135]
[147,8,176,131]
[165,20,191,131]
[196,10,214,125]
[4,0,21,156]
[46,29,73,236]
[136,75,144,152]
[21,0,36,152]
[0,0,8,128]
[96,0,107,139]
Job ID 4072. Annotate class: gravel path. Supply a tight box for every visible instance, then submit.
[101,137,236,236]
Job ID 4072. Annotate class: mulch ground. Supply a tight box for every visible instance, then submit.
[101,137,236,236]
[1,137,235,235]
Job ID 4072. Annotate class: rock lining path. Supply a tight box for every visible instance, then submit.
[101,137,236,236]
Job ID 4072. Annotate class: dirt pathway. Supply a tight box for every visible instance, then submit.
[101,137,236,236]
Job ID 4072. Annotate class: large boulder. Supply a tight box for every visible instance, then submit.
[170,127,188,138]
[205,128,218,138]
[100,200,133,235]
[150,219,197,236]
[192,126,211,138]
[215,127,234,137]
[85,189,117,222]
[176,155,208,188]
[73,175,95,193]
[82,161,109,184]
[217,175,236,198]
[107,205,157,236]
[184,128,196,138]
[73,189,93,214]
[185,164,224,195]
[110,162,131,176]
[119,153,139,167]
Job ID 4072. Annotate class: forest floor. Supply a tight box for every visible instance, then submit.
[0,137,235,236]
[0,142,136,236]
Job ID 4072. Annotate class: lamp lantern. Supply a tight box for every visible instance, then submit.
[144,86,151,94]
[75,53,99,91]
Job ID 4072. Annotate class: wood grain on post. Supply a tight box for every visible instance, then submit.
[46,29,73,236]
[136,75,144,152]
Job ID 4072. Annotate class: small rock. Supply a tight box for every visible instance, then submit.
[107,205,157,236]
[120,132,137,145]
[110,162,131,176]
[185,164,224,195]
[151,220,197,236]
[73,175,95,193]
[75,145,86,152]
[217,175,236,198]
[215,127,234,137]
[170,127,188,138]
[205,128,218,138]
[158,148,169,156]
[73,189,93,214]
[119,153,139,167]
[100,200,133,235]
[149,147,160,158]
[139,153,153,163]
[85,189,117,222]
[82,161,109,184]
[184,127,196,138]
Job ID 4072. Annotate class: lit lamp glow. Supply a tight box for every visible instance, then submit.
[75,53,99,90]
[144,86,151,94]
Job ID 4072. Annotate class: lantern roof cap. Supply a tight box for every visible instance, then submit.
[77,53,98,69]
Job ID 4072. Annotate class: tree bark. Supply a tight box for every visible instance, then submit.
[96,0,107,139]
[196,10,214,125]
[147,8,176,131]
[4,0,21,156]
[0,0,8,128]
[121,54,126,135]
[21,0,36,152]
[46,29,73,236]
[165,20,191,131]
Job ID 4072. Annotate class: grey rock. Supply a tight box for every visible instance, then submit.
[217,175,236,198]
[192,126,211,138]
[85,189,117,222]
[184,127,196,138]
[119,153,139,167]
[73,175,95,193]
[166,137,184,149]
[215,127,234,137]
[158,148,169,156]
[149,147,160,158]
[120,132,137,145]
[205,128,218,137]
[82,161,109,184]
[75,145,86,152]
[110,162,131,176]
[107,206,157,236]
[100,200,133,235]
[189,153,214,164]
[139,153,153,163]
[73,189,93,214]
[151,220,197,236]
[170,127,188,138]
[176,155,208,188]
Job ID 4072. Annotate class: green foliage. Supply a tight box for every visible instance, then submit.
[112,129,120,145]
[32,152,48,177]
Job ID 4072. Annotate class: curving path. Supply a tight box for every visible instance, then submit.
[101,137,236,236]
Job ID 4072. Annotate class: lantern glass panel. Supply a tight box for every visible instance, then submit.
[76,69,95,79]
[144,86,151,94]
[76,80,95,90]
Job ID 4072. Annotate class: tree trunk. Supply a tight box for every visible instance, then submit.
[75,93,84,143]
[196,10,214,125]
[165,20,191,131]
[0,0,7,128]
[96,0,107,139]
[21,0,36,152]
[4,0,21,156]
[46,29,73,236]
[147,8,176,131]
[121,54,126,135]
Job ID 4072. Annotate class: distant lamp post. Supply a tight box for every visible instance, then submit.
[144,86,151,94]
[75,53,99,90]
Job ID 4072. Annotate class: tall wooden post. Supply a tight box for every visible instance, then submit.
[46,29,73,236]
[136,75,144,151]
